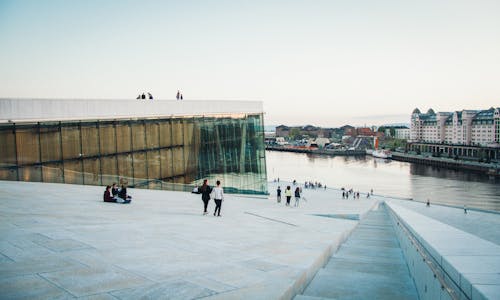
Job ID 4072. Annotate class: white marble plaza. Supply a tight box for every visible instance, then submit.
[0,181,377,299]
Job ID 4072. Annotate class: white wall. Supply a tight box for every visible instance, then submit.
[0,98,264,123]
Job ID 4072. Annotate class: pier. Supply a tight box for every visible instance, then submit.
[391,152,500,177]
[266,145,366,156]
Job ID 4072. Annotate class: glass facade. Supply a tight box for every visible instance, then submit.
[0,114,268,195]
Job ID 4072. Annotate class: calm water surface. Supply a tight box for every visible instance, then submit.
[266,151,500,212]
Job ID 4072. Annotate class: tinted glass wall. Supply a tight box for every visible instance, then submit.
[0,114,268,194]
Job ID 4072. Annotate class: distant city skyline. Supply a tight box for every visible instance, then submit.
[1,0,499,127]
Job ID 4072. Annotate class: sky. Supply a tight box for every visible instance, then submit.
[1,0,499,127]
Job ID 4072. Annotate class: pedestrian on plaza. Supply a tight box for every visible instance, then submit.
[212,180,224,217]
[294,187,301,207]
[426,199,430,207]
[464,205,468,214]
[141,93,146,99]
[277,186,282,203]
[148,92,153,100]
[180,93,183,100]
[285,186,292,206]
[200,179,212,215]
[176,90,180,100]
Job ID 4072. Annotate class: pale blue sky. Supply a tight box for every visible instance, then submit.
[1,0,499,126]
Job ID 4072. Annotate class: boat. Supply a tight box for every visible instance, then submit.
[371,137,392,159]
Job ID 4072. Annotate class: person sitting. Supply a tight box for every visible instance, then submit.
[103,185,117,202]
[117,184,132,203]
[111,183,119,197]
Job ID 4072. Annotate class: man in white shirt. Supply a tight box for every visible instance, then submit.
[212,180,224,217]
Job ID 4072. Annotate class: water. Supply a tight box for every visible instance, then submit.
[266,151,500,212]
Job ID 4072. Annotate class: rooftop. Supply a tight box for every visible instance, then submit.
[0,99,264,123]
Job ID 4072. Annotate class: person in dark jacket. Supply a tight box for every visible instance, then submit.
[199,179,212,215]
[294,187,301,207]
[103,186,116,202]
[117,184,132,204]
[111,183,119,197]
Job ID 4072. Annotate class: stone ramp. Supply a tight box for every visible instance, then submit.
[297,205,418,300]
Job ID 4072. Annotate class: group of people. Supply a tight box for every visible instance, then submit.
[136,92,153,100]
[103,183,132,204]
[304,181,326,189]
[276,186,302,207]
[195,179,224,216]
[176,90,184,100]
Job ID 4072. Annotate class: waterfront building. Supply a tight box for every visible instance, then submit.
[0,99,268,194]
[395,128,410,140]
[409,107,500,161]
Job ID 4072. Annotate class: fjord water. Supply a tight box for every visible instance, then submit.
[266,151,500,212]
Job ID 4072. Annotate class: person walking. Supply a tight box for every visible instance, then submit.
[212,180,224,217]
[200,179,212,215]
[176,90,180,100]
[285,186,292,206]
[277,186,282,203]
[294,187,301,207]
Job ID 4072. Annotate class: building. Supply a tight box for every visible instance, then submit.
[395,128,410,140]
[409,107,500,161]
[0,99,268,195]
[410,107,500,146]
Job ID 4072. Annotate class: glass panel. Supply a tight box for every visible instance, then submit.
[83,158,100,185]
[145,122,160,149]
[64,160,83,184]
[172,147,184,177]
[131,122,146,151]
[16,127,40,165]
[133,152,147,187]
[18,165,42,182]
[40,124,61,162]
[159,121,172,148]
[117,153,133,185]
[160,148,172,179]
[172,119,183,146]
[146,150,161,186]
[0,167,18,181]
[0,127,17,167]
[81,124,100,157]
[101,155,118,185]
[42,163,64,183]
[99,123,116,155]
[116,122,131,153]
[61,125,81,160]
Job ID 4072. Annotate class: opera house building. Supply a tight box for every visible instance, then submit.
[0,99,268,195]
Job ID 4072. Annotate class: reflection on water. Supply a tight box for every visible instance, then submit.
[266,151,500,211]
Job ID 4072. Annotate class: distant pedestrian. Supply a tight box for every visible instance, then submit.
[426,199,430,207]
[136,94,141,99]
[199,179,212,215]
[141,93,146,99]
[212,180,224,217]
[148,92,153,100]
[370,189,373,195]
[285,186,292,206]
[277,186,282,203]
[180,93,183,100]
[294,187,301,207]
[366,193,370,198]
[464,205,467,214]
[176,90,180,100]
